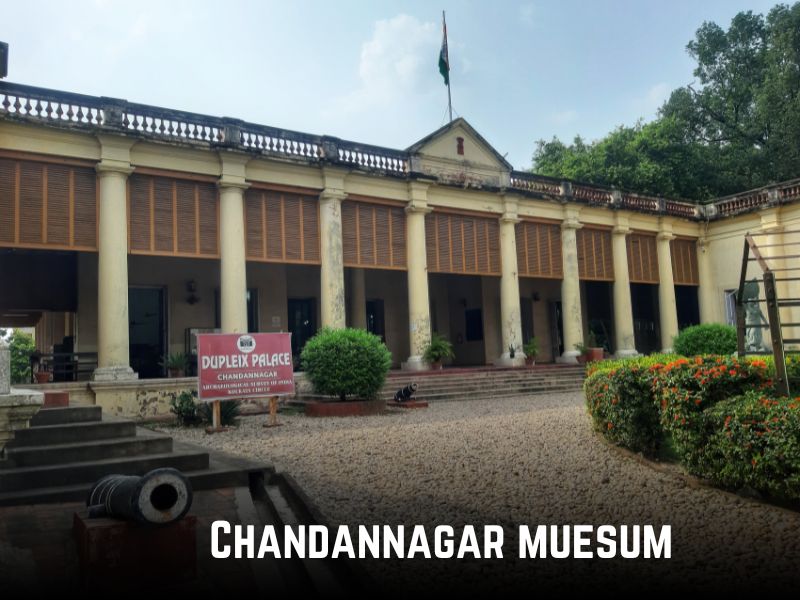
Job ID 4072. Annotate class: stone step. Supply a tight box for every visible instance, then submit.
[384,369,585,382]
[9,418,137,447]
[29,405,102,427]
[3,431,173,468]
[380,378,585,394]
[0,450,210,493]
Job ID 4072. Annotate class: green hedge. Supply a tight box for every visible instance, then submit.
[703,392,800,500]
[673,323,737,356]
[584,352,800,501]
[301,328,392,401]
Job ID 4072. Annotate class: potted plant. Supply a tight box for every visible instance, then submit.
[34,364,51,384]
[586,331,604,362]
[161,352,188,378]
[423,333,455,370]
[523,337,539,367]
[574,341,589,364]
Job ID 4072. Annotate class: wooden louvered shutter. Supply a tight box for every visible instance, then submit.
[515,221,563,279]
[671,238,699,285]
[197,183,218,255]
[627,233,659,283]
[46,164,70,246]
[0,159,14,244]
[175,181,196,254]
[577,228,613,280]
[426,211,500,275]
[72,167,97,248]
[244,189,320,264]
[129,175,151,252]
[19,161,43,244]
[341,200,406,269]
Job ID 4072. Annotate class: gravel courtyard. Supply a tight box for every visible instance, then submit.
[165,392,800,594]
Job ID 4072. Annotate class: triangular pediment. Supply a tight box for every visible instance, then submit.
[407,118,511,188]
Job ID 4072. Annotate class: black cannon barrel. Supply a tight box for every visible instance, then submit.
[87,467,193,525]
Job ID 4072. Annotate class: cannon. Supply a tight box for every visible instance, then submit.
[393,382,418,402]
[86,467,193,525]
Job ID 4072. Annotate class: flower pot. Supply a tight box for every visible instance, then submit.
[576,354,588,365]
[35,371,51,384]
[525,357,536,367]
[431,360,443,370]
[586,347,604,362]
[168,368,185,378]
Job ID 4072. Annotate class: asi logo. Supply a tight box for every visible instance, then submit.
[236,334,256,353]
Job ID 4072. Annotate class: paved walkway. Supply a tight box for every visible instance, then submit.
[168,392,800,594]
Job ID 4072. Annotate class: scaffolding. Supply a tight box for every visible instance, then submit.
[736,230,800,397]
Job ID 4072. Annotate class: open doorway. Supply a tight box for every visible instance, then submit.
[129,286,166,379]
[288,297,316,367]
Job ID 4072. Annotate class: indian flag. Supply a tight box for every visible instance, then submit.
[438,14,449,86]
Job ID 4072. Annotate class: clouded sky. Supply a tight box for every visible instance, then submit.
[1,0,780,169]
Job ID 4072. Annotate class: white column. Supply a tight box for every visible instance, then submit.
[495,199,524,366]
[319,191,346,329]
[558,212,584,363]
[611,224,637,357]
[350,268,367,329]
[403,182,432,370]
[219,182,249,333]
[93,160,136,381]
[656,228,679,352]
[696,237,718,324]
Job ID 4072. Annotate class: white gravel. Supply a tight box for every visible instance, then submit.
[162,393,800,594]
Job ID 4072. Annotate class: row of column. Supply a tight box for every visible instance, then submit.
[92,143,686,379]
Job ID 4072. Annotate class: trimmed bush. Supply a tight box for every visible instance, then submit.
[673,323,737,356]
[703,392,800,500]
[653,356,770,471]
[586,353,679,377]
[301,327,392,401]
[584,365,662,455]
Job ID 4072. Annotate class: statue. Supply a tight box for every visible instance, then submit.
[741,279,769,353]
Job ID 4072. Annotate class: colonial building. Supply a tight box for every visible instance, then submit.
[1,81,799,393]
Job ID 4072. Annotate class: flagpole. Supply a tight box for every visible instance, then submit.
[443,10,452,122]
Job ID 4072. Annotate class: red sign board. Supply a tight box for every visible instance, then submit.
[197,333,295,402]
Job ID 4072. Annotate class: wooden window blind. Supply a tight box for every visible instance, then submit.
[627,233,659,283]
[342,200,406,269]
[425,211,500,275]
[671,238,699,286]
[244,189,320,264]
[577,227,614,281]
[128,173,218,257]
[0,157,97,250]
[515,220,563,279]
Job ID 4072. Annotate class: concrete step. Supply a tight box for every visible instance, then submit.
[380,379,585,395]
[3,431,173,468]
[9,418,137,448]
[0,450,210,493]
[30,406,102,427]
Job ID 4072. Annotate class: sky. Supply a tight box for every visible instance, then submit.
[1,0,783,170]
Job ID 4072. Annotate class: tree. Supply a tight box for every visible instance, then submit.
[8,330,36,384]
[532,3,800,202]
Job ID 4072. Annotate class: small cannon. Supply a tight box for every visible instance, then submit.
[393,382,418,402]
[87,467,193,525]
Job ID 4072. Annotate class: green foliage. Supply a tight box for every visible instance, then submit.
[170,391,201,426]
[8,330,35,384]
[532,3,800,201]
[198,399,241,426]
[301,327,392,401]
[423,333,455,364]
[584,365,662,455]
[161,352,188,371]
[586,353,680,377]
[653,356,770,471]
[523,337,539,357]
[673,324,737,356]
[702,392,800,500]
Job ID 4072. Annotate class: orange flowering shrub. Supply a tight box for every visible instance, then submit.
[653,356,770,471]
[703,391,800,500]
[584,364,662,456]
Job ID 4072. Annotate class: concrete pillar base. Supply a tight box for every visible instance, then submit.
[494,353,526,368]
[557,350,581,364]
[401,356,430,371]
[661,347,674,354]
[613,349,639,359]
[92,366,138,382]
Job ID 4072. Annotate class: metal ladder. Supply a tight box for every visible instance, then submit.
[736,230,800,396]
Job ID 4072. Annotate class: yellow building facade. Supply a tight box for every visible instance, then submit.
[1,81,800,392]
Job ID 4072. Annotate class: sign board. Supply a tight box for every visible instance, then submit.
[197,333,294,402]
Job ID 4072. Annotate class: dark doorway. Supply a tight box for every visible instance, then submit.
[585,281,613,352]
[631,283,660,354]
[675,285,700,331]
[550,301,564,358]
[366,299,385,342]
[521,297,534,343]
[129,287,166,379]
[288,298,316,366]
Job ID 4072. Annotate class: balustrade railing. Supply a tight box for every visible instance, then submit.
[0,82,103,126]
